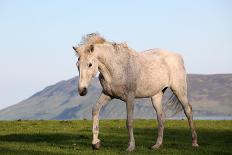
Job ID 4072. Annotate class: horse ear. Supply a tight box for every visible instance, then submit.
[72,46,80,55]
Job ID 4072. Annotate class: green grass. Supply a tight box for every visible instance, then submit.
[0,120,231,155]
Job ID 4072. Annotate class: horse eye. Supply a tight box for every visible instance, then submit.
[78,57,80,61]
[88,63,92,67]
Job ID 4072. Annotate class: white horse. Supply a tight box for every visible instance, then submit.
[73,33,198,151]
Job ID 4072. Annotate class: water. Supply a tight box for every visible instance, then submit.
[168,116,232,120]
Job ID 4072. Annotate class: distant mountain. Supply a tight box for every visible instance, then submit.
[0,74,231,120]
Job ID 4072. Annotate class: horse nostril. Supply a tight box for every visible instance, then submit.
[80,87,87,96]
[83,87,87,93]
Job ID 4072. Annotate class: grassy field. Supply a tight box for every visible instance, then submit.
[0,120,231,155]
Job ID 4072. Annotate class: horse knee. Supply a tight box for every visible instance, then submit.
[157,116,164,129]
[92,106,99,116]
[127,124,133,129]
[157,110,165,121]
[126,120,133,128]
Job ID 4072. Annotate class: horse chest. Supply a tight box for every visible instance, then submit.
[99,77,127,99]
[101,80,112,94]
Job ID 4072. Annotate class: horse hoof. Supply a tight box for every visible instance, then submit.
[92,141,101,150]
[126,146,135,152]
[150,144,162,150]
[192,143,199,147]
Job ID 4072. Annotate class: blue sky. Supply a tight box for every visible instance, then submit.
[0,0,231,109]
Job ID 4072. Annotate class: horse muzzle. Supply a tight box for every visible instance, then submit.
[79,87,88,96]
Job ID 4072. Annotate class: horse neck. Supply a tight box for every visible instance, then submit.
[97,44,136,83]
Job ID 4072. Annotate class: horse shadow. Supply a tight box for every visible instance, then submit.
[0,125,231,155]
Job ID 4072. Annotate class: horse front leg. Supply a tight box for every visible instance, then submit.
[125,95,135,152]
[92,92,111,150]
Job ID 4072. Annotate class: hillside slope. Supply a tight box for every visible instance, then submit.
[0,74,231,120]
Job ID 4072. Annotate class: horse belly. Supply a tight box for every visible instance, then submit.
[135,62,170,98]
[135,81,167,98]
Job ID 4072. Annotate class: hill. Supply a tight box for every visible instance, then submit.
[0,74,231,120]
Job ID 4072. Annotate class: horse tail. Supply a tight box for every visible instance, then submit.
[163,92,183,116]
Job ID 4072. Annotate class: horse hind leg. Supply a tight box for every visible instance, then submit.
[171,85,199,147]
[151,92,165,149]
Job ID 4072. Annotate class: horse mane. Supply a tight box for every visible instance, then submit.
[79,33,106,46]
[111,42,130,52]
[79,33,129,48]
[77,33,133,55]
